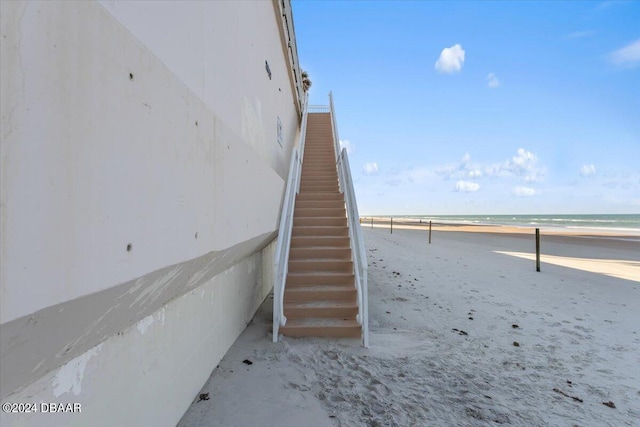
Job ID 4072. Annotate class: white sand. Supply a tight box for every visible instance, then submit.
[179,227,640,427]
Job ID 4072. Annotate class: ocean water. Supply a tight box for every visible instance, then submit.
[400,214,640,232]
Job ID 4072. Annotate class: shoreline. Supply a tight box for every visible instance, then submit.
[360,216,640,239]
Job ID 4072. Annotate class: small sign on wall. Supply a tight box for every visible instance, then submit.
[277,116,283,147]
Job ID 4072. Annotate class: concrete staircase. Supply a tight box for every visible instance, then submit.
[280,112,361,338]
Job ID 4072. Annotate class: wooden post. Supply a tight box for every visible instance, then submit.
[390,217,393,234]
[535,228,541,272]
[371,217,373,229]
[429,221,432,244]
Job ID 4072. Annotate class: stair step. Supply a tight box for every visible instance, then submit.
[293,217,347,227]
[299,187,339,193]
[300,174,338,181]
[300,174,338,180]
[280,318,361,338]
[292,226,348,237]
[284,285,357,301]
[302,161,334,165]
[295,200,343,210]
[294,207,345,217]
[289,247,351,259]
[301,166,335,171]
[300,175,337,180]
[303,163,335,167]
[290,235,350,248]
[302,165,335,170]
[287,272,354,286]
[303,155,335,159]
[284,301,358,319]
[299,180,339,186]
[288,259,353,273]
[298,186,339,192]
[301,169,336,174]
[296,193,343,201]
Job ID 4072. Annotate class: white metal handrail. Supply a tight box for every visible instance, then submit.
[273,93,309,342]
[338,149,369,347]
[329,92,369,347]
[328,93,341,165]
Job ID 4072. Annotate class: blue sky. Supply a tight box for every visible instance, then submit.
[292,1,640,215]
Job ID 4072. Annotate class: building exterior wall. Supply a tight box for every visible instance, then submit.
[0,1,300,425]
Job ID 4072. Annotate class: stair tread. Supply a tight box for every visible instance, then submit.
[292,216,346,219]
[286,275,355,287]
[288,271,353,277]
[285,300,357,307]
[283,318,359,327]
[287,284,355,291]
[292,226,347,229]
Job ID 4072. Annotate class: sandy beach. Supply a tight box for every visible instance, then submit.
[179,225,640,427]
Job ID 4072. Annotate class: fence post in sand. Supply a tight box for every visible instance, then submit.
[535,228,541,272]
[429,221,432,244]
[371,217,373,229]
[390,217,393,234]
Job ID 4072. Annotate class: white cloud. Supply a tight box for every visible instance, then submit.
[609,39,640,68]
[363,162,379,175]
[488,148,544,183]
[435,44,466,74]
[433,149,544,184]
[340,139,354,155]
[455,180,480,192]
[580,164,596,177]
[513,186,536,197]
[486,72,500,88]
[435,153,474,180]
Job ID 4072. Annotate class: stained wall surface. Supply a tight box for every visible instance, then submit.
[0,1,300,425]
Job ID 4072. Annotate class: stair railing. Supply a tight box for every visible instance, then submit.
[273,93,309,342]
[329,92,369,348]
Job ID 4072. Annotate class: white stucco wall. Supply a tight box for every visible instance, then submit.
[0,241,275,427]
[0,0,301,423]
[1,0,298,324]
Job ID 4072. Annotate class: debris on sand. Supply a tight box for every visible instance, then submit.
[602,401,616,409]
[198,393,210,402]
[242,359,253,365]
[513,341,520,347]
[553,388,583,403]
